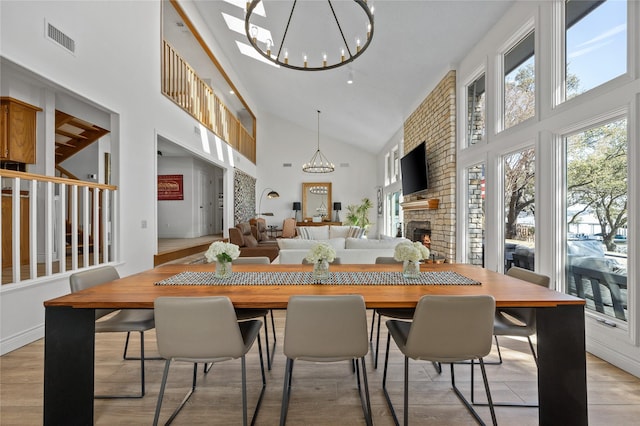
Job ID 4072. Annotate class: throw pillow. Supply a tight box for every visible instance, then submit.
[329,225,351,239]
[296,225,330,240]
[244,234,259,247]
[347,226,365,238]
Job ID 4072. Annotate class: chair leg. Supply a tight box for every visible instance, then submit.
[358,357,373,426]
[280,358,294,426]
[404,356,409,426]
[250,334,267,426]
[123,330,162,361]
[374,312,383,369]
[241,356,248,426]
[527,336,538,368]
[153,359,172,426]
[451,361,496,426]
[370,310,377,342]
[382,333,400,426]
[162,363,197,425]
[96,331,145,399]
[479,359,498,426]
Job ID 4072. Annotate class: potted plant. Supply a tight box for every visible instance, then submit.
[345,197,373,231]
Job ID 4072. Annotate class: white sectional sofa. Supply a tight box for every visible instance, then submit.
[277,225,410,264]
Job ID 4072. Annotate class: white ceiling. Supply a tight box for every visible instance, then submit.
[186,0,515,154]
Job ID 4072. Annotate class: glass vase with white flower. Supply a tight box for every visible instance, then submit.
[394,241,430,279]
[205,241,241,278]
[305,242,337,281]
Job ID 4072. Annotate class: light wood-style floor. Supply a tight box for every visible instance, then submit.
[2,309,640,425]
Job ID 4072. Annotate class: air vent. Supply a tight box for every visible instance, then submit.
[340,163,350,167]
[46,21,75,54]
[283,163,292,167]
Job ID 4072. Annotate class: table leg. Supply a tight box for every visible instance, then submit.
[536,304,588,425]
[44,306,95,425]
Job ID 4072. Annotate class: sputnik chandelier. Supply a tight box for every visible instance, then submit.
[245,0,375,71]
[303,110,334,173]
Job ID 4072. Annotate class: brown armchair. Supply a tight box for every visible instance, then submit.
[229,223,279,262]
[250,218,277,244]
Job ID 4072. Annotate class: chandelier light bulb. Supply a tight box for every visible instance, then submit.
[266,38,272,56]
[356,38,361,53]
[250,25,258,42]
[341,48,345,62]
[284,48,289,64]
[322,52,327,67]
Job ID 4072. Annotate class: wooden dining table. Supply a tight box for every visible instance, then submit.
[43,263,587,425]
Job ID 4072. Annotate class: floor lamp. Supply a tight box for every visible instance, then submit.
[258,188,279,217]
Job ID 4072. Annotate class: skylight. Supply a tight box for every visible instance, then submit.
[222,0,265,17]
[221,12,273,44]
[235,40,280,68]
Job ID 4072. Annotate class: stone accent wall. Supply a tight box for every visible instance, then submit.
[467,164,484,266]
[403,70,456,262]
[234,168,256,225]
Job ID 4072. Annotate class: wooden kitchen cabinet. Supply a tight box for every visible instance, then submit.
[0,97,42,164]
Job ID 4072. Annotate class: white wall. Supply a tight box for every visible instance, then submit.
[0,0,256,353]
[255,112,379,236]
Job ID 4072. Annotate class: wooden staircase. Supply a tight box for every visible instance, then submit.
[55,111,109,168]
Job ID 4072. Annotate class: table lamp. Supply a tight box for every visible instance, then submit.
[333,202,342,222]
[292,201,301,222]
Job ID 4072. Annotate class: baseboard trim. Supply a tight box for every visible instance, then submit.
[1,324,44,356]
[587,340,640,378]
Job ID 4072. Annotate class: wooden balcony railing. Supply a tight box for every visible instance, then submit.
[162,40,256,163]
[0,170,118,285]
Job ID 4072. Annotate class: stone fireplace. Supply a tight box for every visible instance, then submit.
[402,70,456,263]
[406,221,431,249]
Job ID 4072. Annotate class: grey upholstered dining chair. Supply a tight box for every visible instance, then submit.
[471,266,550,408]
[69,265,156,399]
[153,296,266,426]
[280,295,372,426]
[370,257,433,370]
[383,295,497,426]
[229,256,276,370]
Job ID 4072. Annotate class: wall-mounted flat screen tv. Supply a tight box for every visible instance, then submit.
[400,141,429,195]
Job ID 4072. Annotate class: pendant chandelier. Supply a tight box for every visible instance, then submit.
[245,0,375,71]
[303,110,334,174]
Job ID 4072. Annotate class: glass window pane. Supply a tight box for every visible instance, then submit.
[467,74,486,146]
[466,163,485,266]
[566,0,627,100]
[504,32,535,129]
[565,118,627,322]
[504,148,535,271]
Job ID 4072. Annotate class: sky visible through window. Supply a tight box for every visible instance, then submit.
[566,0,626,97]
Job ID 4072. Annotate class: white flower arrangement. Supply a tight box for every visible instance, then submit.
[305,242,337,263]
[394,241,430,262]
[205,241,241,263]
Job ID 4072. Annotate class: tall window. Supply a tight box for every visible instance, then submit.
[503,148,535,272]
[385,191,402,237]
[565,118,628,322]
[467,74,486,147]
[384,145,400,185]
[565,0,627,100]
[504,31,535,129]
[466,163,485,266]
